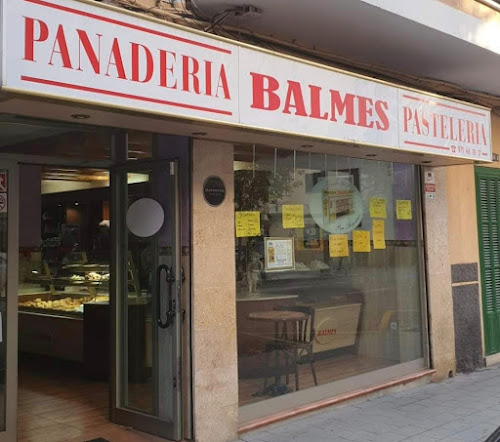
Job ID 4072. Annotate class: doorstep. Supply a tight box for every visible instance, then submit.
[485,353,500,367]
[238,369,436,434]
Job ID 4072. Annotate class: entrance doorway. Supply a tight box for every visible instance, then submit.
[0,118,189,441]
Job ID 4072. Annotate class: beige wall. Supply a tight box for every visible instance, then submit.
[446,165,479,265]
[447,114,500,265]
[424,167,457,379]
[191,140,239,442]
[445,114,500,362]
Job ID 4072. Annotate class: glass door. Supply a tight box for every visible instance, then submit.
[111,159,182,440]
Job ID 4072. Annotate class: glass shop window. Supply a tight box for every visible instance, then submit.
[234,145,424,409]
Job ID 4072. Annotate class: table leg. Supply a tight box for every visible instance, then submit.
[274,322,280,385]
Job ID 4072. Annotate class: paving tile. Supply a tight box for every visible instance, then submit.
[237,367,500,442]
[402,435,440,442]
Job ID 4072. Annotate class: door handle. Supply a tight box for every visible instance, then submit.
[156,264,176,329]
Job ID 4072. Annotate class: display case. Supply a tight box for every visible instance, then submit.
[18,250,113,316]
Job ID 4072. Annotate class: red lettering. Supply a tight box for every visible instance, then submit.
[421,111,429,136]
[440,114,449,139]
[283,81,307,116]
[357,96,374,128]
[403,106,412,133]
[432,113,439,137]
[309,85,328,120]
[215,65,230,99]
[23,17,49,62]
[105,38,127,80]
[466,120,474,144]
[182,55,200,94]
[458,119,465,142]
[205,60,212,97]
[76,30,101,73]
[375,100,389,131]
[250,72,280,110]
[330,90,355,125]
[449,116,457,141]
[131,43,153,83]
[481,124,488,146]
[159,50,177,89]
[48,25,72,69]
[317,329,337,336]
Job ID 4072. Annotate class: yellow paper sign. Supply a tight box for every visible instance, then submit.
[235,211,261,237]
[282,204,305,229]
[372,219,386,250]
[329,234,349,258]
[370,197,387,219]
[353,230,371,253]
[396,200,412,220]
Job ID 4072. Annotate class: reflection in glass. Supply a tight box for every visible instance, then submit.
[234,146,424,408]
[0,170,7,431]
[122,165,175,422]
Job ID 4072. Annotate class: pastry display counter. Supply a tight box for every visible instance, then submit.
[18,257,113,361]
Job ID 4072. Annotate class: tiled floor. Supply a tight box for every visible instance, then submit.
[18,354,166,442]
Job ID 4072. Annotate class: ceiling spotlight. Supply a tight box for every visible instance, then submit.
[74,202,79,206]
[70,114,90,120]
[301,144,313,149]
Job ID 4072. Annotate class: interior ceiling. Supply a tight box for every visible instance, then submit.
[190,0,500,98]
[0,123,152,162]
[42,167,109,182]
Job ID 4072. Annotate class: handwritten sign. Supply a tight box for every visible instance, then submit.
[282,204,305,229]
[235,211,261,237]
[372,219,386,250]
[353,230,371,253]
[396,200,412,220]
[370,197,387,219]
[329,234,349,258]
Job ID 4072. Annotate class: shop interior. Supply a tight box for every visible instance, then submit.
[234,145,425,409]
[0,121,157,438]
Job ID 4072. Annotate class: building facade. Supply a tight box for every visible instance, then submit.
[0,0,499,441]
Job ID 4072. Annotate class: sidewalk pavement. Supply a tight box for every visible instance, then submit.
[236,365,500,442]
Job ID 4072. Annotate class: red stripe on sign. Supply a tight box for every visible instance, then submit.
[402,94,486,117]
[403,140,450,151]
[24,0,232,55]
[20,76,233,116]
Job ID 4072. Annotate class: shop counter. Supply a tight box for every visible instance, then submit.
[18,310,84,362]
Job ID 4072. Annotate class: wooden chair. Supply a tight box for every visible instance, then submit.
[272,305,318,391]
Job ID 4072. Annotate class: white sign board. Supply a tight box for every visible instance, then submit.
[1,0,492,162]
[264,237,295,272]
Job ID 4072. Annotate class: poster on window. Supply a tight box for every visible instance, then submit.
[264,237,295,272]
[309,175,363,234]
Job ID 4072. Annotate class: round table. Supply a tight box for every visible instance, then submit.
[248,310,308,396]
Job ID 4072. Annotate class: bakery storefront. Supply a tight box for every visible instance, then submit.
[0,0,493,440]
